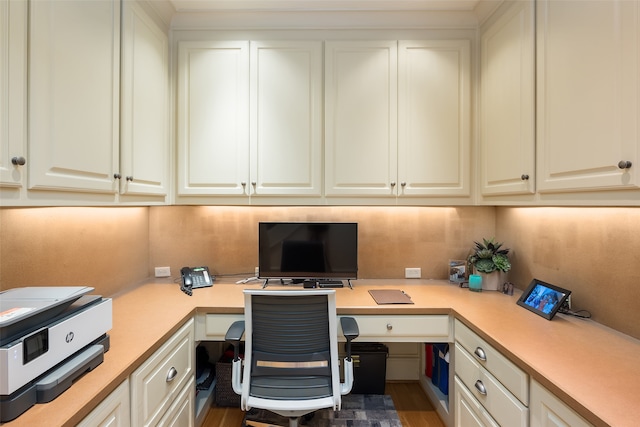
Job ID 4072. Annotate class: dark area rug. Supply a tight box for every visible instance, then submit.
[244,394,402,427]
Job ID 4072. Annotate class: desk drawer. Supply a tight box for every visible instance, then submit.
[343,315,450,342]
[455,343,527,427]
[455,319,528,404]
[131,319,194,427]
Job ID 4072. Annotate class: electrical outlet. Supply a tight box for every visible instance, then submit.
[155,266,171,278]
[405,268,421,279]
[255,266,259,277]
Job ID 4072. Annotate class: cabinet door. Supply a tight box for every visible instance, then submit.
[454,377,500,427]
[77,379,130,427]
[536,0,639,192]
[28,0,120,193]
[177,41,249,196]
[325,41,398,197]
[0,0,27,188]
[530,380,593,427]
[398,40,470,197]
[130,319,194,427]
[480,1,535,196]
[158,377,195,427]
[120,1,169,197]
[249,41,322,197]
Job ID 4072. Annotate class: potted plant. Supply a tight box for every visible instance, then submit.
[467,238,511,290]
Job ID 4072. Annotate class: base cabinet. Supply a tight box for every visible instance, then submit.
[530,380,593,427]
[130,319,195,427]
[158,377,195,427]
[77,379,130,427]
[454,320,528,426]
[454,377,499,427]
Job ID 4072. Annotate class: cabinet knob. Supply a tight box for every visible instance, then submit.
[166,366,178,382]
[400,182,406,187]
[251,181,257,186]
[126,176,133,182]
[618,160,632,169]
[241,181,246,187]
[390,182,396,187]
[474,380,487,395]
[113,173,121,179]
[11,156,26,166]
[521,174,530,180]
[386,323,393,331]
[474,347,487,361]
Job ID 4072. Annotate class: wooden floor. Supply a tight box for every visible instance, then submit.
[201,382,445,427]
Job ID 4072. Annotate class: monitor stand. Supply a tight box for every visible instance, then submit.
[261,278,353,289]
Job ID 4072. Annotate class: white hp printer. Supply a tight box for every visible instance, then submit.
[0,286,112,422]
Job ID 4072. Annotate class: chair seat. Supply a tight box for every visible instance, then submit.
[250,376,332,400]
[246,395,338,415]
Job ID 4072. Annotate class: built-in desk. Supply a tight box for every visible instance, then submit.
[4,279,640,427]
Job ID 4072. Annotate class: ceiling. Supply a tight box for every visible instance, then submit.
[169,0,484,12]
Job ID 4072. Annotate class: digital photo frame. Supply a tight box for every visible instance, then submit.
[516,278,571,320]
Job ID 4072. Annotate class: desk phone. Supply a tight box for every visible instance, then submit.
[180,266,213,296]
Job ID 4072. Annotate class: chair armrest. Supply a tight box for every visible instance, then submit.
[225,320,245,361]
[340,317,359,361]
[340,317,359,340]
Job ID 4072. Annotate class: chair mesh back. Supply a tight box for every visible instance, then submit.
[248,293,334,400]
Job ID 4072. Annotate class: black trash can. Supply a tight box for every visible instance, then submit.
[350,343,388,394]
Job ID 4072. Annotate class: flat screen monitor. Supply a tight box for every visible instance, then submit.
[258,222,358,280]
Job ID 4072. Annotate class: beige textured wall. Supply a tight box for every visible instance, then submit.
[497,207,640,338]
[148,205,496,280]
[0,207,149,296]
[2,205,639,339]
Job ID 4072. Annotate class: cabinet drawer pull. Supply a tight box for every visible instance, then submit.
[166,367,178,382]
[474,347,487,361]
[474,380,487,395]
[618,160,632,169]
[386,323,393,331]
[11,156,26,166]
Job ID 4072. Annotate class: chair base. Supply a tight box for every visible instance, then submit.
[244,418,296,427]
[244,411,315,427]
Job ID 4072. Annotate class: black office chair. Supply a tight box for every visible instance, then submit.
[225,289,359,427]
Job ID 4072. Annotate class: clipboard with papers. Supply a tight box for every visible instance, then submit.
[368,289,414,305]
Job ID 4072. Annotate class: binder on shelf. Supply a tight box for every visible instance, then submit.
[431,343,449,396]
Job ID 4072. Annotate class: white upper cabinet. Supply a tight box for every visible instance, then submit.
[536,0,639,193]
[120,1,170,198]
[325,40,471,201]
[28,0,121,194]
[249,41,323,198]
[0,0,27,190]
[177,40,322,201]
[479,1,535,196]
[177,40,250,197]
[325,40,398,197]
[398,40,470,198]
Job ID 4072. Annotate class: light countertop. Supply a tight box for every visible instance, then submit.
[5,279,639,427]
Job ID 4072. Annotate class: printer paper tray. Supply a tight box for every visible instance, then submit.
[0,335,109,423]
